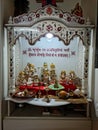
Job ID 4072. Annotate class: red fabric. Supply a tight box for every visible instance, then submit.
[19,82,76,96]
[19,85,56,96]
[60,83,76,92]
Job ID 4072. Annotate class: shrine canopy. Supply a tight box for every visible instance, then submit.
[6,4,94,27]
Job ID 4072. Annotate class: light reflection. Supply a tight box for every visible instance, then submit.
[45,33,53,39]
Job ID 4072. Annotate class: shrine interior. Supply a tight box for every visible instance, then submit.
[0,0,98,130]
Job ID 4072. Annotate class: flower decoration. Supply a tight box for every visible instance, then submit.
[67,17,71,22]
[36,13,40,18]
[59,14,63,18]
[57,26,62,31]
[28,17,32,21]
[46,24,53,31]
[46,7,53,15]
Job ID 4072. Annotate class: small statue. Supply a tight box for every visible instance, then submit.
[27,76,33,86]
[59,70,67,83]
[43,62,48,70]
[16,63,36,86]
[33,74,40,86]
[69,71,76,80]
[17,71,26,85]
[42,0,57,7]
[41,62,49,75]
[43,72,50,85]
[71,3,83,17]
[50,74,57,85]
[50,63,57,84]
[68,71,82,89]
[50,63,55,70]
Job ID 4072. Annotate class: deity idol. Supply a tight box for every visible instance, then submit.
[42,0,57,7]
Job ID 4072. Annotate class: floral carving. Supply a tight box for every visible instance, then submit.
[28,17,32,21]
[46,7,53,15]
[59,13,63,18]
[46,24,53,31]
[57,26,62,31]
